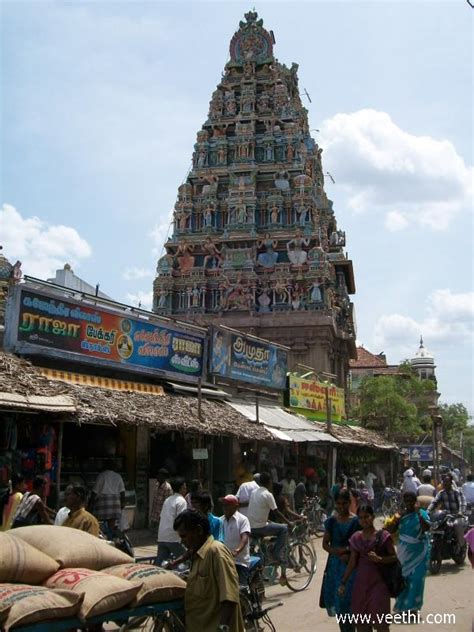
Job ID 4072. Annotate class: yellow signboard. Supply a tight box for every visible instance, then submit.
[288,375,345,422]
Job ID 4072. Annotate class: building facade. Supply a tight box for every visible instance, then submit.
[153,12,356,386]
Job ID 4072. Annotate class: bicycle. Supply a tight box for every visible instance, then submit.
[100,518,134,558]
[302,496,327,537]
[289,520,317,569]
[381,487,402,518]
[250,529,316,592]
[239,556,283,631]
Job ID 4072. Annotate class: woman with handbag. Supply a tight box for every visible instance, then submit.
[320,490,360,632]
[339,504,398,631]
[391,492,430,615]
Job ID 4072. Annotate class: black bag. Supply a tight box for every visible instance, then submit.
[375,530,405,598]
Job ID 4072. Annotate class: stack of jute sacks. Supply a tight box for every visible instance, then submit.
[0,526,186,630]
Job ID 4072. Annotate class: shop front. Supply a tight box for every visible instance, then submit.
[329,424,400,504]
[227,399,340,495]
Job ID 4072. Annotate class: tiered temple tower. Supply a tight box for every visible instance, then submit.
[153,12,356,385]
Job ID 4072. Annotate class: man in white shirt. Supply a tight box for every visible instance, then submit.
[363,469,377,502]
[417,474,436,498]
[90,462,126,522]
[401,469,420,495]
[156,477,187,566]
[280,471,296,510]
[462,474,474,503]
[248,472,292,583]
[235,474,260,517]
[220,494,251,584]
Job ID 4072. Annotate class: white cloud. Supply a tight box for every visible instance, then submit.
[151,216,174,258]
[125,290,153,311]
[122,267,153,281]
[385,210,409,231]
[373,288,474,358]
[0,204,92,280]
[320,109,473,230]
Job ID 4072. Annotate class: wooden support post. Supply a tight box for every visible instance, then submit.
[56,421,64,510]
[197,378,203,421]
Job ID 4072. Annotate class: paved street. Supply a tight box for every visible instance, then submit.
[132,533,472,632]
[265,536,472,632]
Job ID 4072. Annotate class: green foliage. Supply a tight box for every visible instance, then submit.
[355,366,436,440]
[439,402,473,466]
[462,427,474,468]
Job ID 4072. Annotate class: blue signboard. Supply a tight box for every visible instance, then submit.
[6,285,205,382]
[407,445,434,462]
[210,327,288,390]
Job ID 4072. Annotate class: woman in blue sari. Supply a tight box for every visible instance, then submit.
[320,489,360,632]
[393,491,430,615]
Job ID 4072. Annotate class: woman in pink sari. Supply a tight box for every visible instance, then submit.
[339,504,398,631]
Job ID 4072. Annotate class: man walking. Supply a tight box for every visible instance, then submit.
[150,468,172,526]
[89,460,125,523]
[220,494,251,584]
[174,510,244,632]
[248,471,292,584]
[156,477,187,566]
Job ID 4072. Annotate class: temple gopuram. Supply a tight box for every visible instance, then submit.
[153,11,356,385]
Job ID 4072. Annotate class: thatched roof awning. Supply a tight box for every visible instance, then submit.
[0,352,273,441]
[0,392,76,413]
[328,423,398,450]
[68,384,273,441]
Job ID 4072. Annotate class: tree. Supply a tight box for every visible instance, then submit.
[439,402,469,444]
[462,426,474,469]
[438,402,473,467]
[355,366,436,441]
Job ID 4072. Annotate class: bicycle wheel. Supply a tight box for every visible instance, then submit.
[240,592,259,632]
[285,542,315,592]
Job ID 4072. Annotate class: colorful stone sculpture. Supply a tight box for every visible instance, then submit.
[153,11,353,336]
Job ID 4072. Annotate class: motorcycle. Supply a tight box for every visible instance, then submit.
[429,510,467,574]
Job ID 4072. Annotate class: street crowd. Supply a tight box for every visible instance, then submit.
[1,463,473,632]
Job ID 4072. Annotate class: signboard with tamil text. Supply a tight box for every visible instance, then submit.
[209,327,288,390]
[288,374,345,422]
[5,285,205,382]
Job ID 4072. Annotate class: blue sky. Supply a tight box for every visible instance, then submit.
[1,1,473,416]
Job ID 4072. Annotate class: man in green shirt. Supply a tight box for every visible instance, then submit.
[173,509,244,632]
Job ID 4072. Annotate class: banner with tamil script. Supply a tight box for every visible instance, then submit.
[288,374,345,422]
[9,287,205,380]
[210,327,288,390]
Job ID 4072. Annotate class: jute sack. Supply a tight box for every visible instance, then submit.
[0,531,59,584]
[45,568,141,618]
[0,584,83,631]
[417,495,434,509]
[104,564,186,606]
[0,601,10,627]
[10,525,133,569]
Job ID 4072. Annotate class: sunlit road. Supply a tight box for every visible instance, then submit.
[265,536,472,632]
